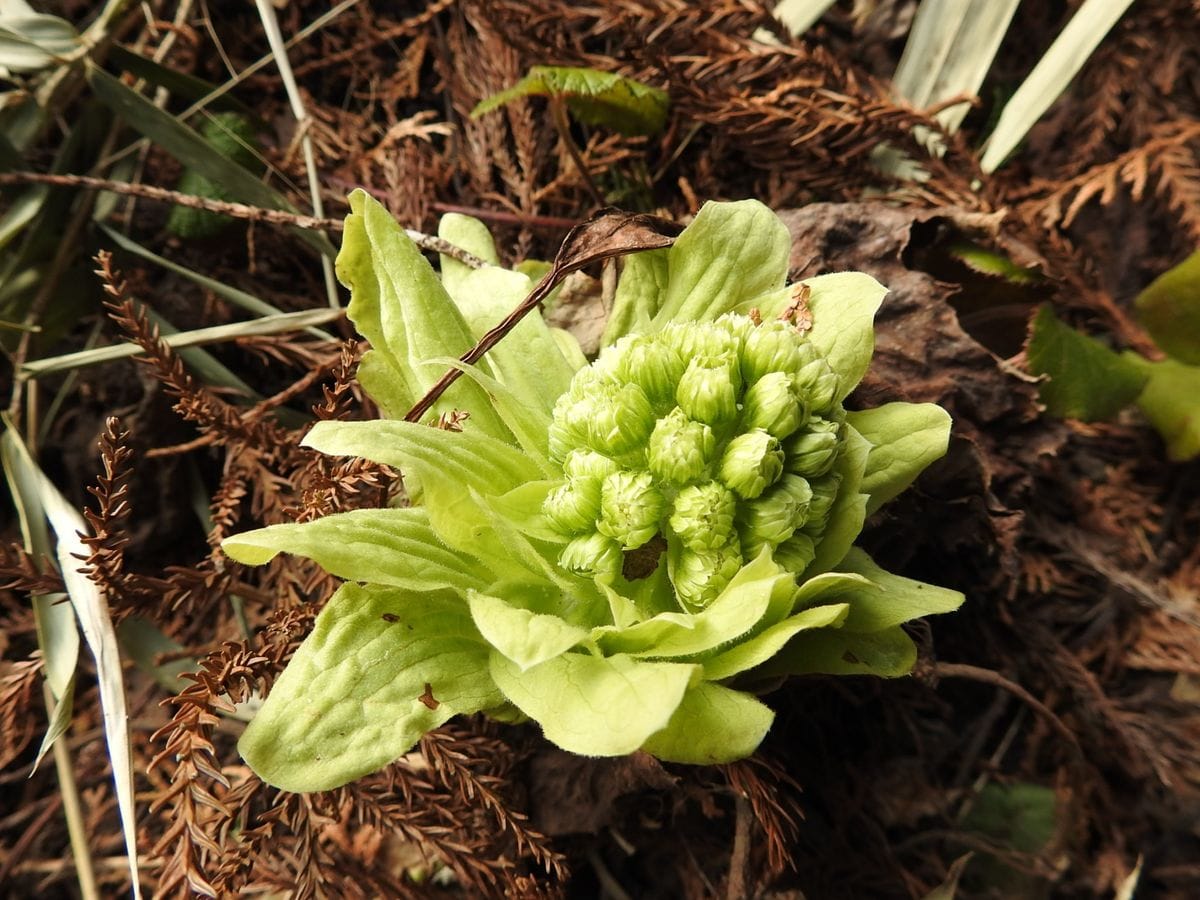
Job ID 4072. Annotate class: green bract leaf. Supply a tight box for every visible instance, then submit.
[1026,305,1148,421]
[437,212,500,299]
[835,548,965,631]
[640,682,774,764]
[468,591,590,670]
[239,584,501,792]
[221,507,490,594]
[603,248,669,345]
[652,200,791,326]
[489,651,697,756]
[1134,248,1200,365]
[848,403,952,514]
[594,552,792,658]
[337,190,509,436]
[762,624,918,678]
[803,272,888,401]
[1126,354,1200,461]
[472,65,669,137]
[703,603,850,681]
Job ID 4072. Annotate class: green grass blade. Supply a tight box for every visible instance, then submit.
[980,0,1137,172]
[20,307,341,377]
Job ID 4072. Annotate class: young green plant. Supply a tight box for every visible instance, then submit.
[222,194,965,791]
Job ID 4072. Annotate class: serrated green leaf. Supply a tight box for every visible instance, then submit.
[1135,248,1200,365]
[222,507,490,594]
[948,241,1042,284]
[640,682,773,764]
[803,272,888,401]
[489,650,696,756]
[1126,354,1200,461]
[337,190,509,436]
[1026,305,1148,420]
[239,583,500,791]
[835,548,965,631]
[472,66,669,137]
[848,402,952,514]
[651,200,791,327]
[468,591,590,670]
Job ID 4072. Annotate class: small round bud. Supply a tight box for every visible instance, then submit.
[741,371,807,439]
[800,473,842,537]
[559,532,623,580]
[647,408,715,484]
[615,337,686,407]
[542,476,602,535]
[773,532,816,573]
[719,429,784,499]
[597,470,665,549]
[587,382,656,456]
[738,474,813,547]
[548,391,593,462]
[669,481,737,551]
[562,449,621,481]
[785,417,842,477]
[676,356,739,426]
[795,345,840,412]
[741,321,803,384]
[672,540,743,610]
[714,312,755,353]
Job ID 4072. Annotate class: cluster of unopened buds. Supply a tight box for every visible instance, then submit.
[543,310,847,608]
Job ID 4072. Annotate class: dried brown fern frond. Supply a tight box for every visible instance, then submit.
[0,544,64,595]
[421,727,569,882]
[722,756,803,880]
[94,252,293,462]
[0,656,41,769]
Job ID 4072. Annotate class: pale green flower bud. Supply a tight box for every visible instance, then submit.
[668,481,737,551]
[559,532,623,580]
[542,476,602,535]
[548,391,593,462]
[719,429,784,499]
[673,540,743,610]
[676,355,739,426]
[795,345,839,412]
[801,473,842,537]
[714,312,755,353]
[615,337,686,407]
[741,320,802,384]
[647,408,715,484]
[741,371,807,439]
[587,382,656,456]
[562,449,621,481]
[663,321,739,362]
[597,470,664,549]
[739,474,813,547]
[785,417,842,477]
[773,532,816,573]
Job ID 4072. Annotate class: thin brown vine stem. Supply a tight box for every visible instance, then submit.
[0,172,489,268]
[550,96,606,208]
[931,662,1081,753]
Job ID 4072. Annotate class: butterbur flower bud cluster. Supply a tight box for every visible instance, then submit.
[544,312,847,608]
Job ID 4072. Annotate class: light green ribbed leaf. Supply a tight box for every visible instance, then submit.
[849,402,952,514]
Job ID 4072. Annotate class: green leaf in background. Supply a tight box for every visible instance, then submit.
[962,783,1059,895]
[472,65,669,137]
[1134,248,1200,365]
[602,247,669,345]
[0,13,80,73]
[1025,305,1148,420]
[167,112,262,238]
[239,583,501,792]
[87,63,334,259]
[1125,354,1200,461]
